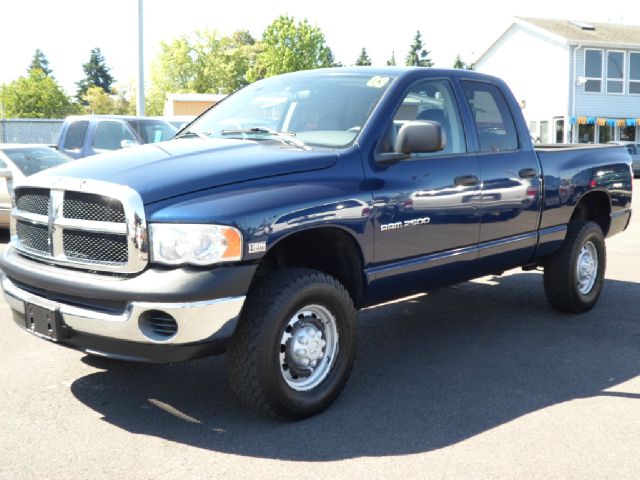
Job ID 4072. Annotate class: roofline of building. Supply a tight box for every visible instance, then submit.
[566,40,640,49]
[475,17,640,66]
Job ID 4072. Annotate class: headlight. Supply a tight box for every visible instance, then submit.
[150,224,242,266]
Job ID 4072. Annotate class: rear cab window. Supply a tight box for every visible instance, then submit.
[62,121,89,151]
[461,81,518,152]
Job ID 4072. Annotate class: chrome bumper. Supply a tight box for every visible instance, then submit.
[2,275,245,345]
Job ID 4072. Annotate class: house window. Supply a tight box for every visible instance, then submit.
[554,118,564,143]
[598,125,613,143]
[621,126,637,141]
[540,120,549,143]
[606,51,624,93]
[630,52,640,94]
[578,124,594,143]
[584,49,603,92]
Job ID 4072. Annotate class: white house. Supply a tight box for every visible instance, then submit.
[475,17,640,144]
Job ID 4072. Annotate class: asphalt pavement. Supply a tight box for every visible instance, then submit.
[1,180,639,479]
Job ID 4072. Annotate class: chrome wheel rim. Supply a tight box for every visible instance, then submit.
[576,240,598,295]
[279,304,339,391]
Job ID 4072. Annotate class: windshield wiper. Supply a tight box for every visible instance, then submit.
[221,127,296,136]
[174,130,208,139]
[220,127,307,148]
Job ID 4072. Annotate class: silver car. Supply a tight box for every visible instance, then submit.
[0,144,72,227]
[608,141,640,177]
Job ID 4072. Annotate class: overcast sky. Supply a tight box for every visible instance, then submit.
[2,0,639,95]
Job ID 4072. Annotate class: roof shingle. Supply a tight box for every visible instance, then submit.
[518,17,640,45]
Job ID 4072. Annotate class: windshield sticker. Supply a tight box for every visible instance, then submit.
[367,76,390,88]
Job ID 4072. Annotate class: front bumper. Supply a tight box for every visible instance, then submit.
[0,246,256,362]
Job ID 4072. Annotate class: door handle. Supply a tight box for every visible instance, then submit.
[454,174,479,186]
[519,167,538,179]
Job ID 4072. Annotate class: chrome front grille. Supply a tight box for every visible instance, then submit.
[15,188,49,216]
[11,178,148,273]
[63,191,126,223]
[15,221,49,254]
[63,230,129,264]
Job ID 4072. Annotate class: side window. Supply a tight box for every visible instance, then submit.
[461,81,519,152]
[391,79,466,156]
[63,121,89,151]
[93,121,135,150]
[0,159,6,168]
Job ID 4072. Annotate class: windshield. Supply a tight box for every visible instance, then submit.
[186,72,395,148]
[2,147,71,176]
[127,120,177,144]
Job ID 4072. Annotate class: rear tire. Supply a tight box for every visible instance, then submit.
[226,268,357,419]
[543,220,606,313]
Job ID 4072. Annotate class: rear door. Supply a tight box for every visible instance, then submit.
[459,80,542,271]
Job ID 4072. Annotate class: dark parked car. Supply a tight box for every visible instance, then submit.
[58,115,177,159]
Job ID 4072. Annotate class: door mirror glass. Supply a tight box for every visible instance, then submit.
[395,121,445,154]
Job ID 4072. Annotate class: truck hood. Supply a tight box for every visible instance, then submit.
[44,138,338,204]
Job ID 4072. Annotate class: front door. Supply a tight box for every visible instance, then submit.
[366,78,481,300]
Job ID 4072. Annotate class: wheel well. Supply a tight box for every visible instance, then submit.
[571,191,611,235]
[253,228,365,306]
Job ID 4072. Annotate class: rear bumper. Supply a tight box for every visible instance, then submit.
[609,208,632,237]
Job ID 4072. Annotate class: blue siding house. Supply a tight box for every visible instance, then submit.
[475,17,640,144]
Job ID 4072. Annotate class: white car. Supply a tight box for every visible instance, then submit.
[0,144,72,227]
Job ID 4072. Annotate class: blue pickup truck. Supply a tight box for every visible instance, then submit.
[1,68,633,419]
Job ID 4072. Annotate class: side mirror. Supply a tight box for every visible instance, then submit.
[120,139,140,149]
[0,168,13,180]
[395,120,446,154]
[375,120,447,165]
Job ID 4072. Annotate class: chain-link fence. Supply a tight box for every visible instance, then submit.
[0,119,64,144]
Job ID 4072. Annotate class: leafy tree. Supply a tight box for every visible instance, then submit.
[386,51,397,66]
[355,48,372,66]
[29,49,52,76]
[247,15,334,81]
[82,85,133,115]
[405,31,433,67]
[2,69,76,118]
[146,29,259,115]
[453,54,474,70]
[76,47,115,102]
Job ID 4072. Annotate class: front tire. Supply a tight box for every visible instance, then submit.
[226,268,357,419]
[543,220,606,313]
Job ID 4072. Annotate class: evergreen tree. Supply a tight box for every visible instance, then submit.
[29,49,52,76]
[386,51,397,66]
[355,47,372,66]
[405,31,433,67]
[453,54,474,69]
[76,47,115,103]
